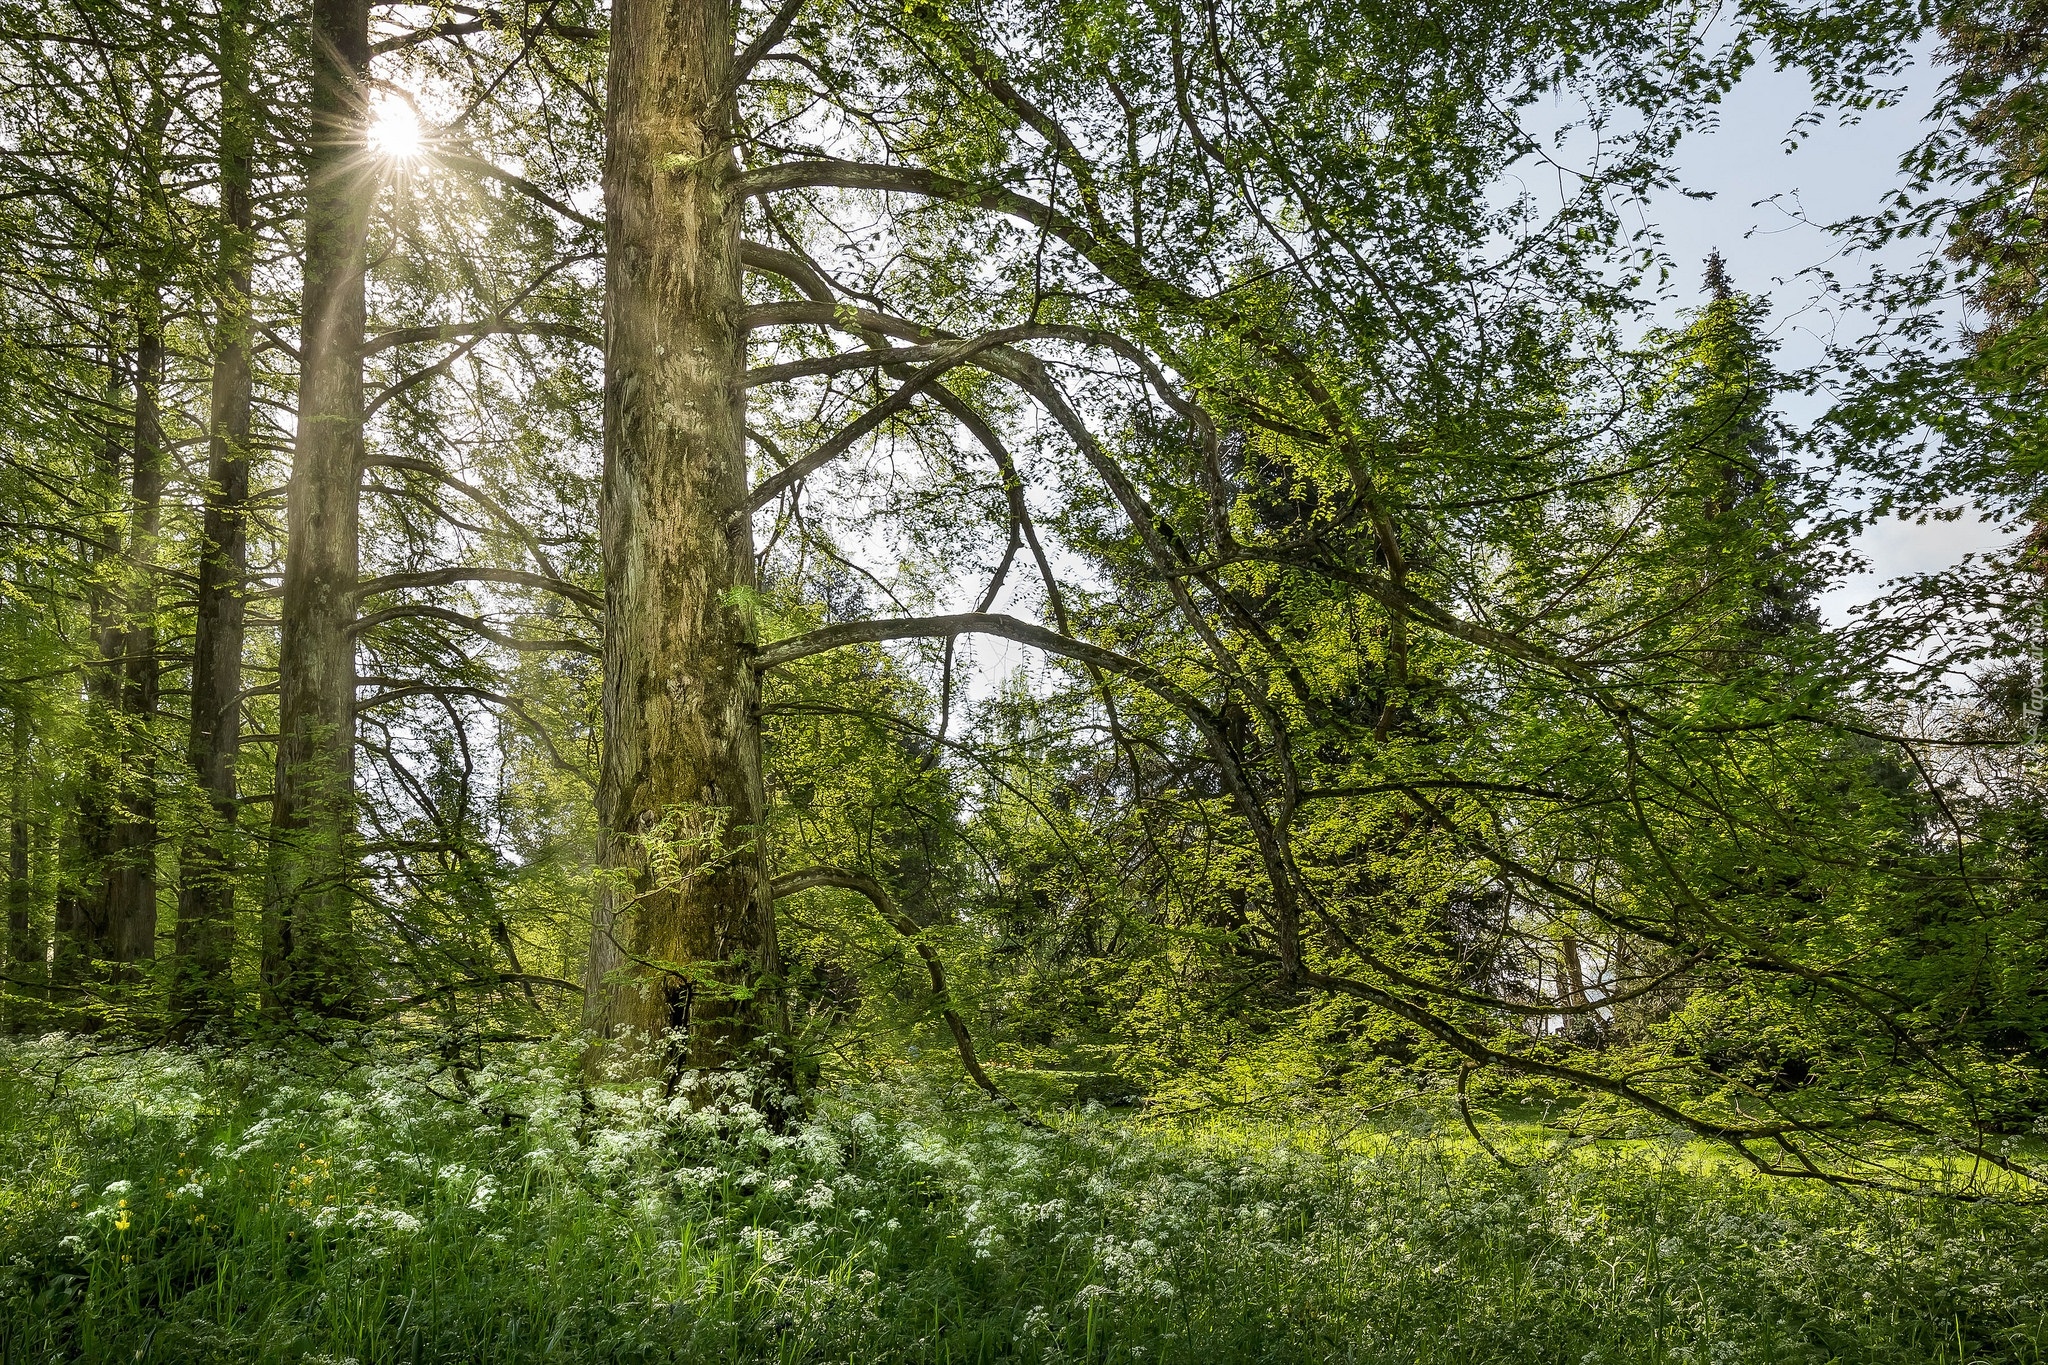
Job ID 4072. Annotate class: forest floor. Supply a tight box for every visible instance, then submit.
[0,1036,2043,1364]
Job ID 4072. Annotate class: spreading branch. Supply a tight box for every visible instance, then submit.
[772,866,1038,1123]
[354,566,602,612]
[350,604,599,656]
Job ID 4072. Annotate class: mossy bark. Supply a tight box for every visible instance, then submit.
[583,0,787,1090]
[175,0,254,1026]
[264,0,369,1016]
[101,303,164,971]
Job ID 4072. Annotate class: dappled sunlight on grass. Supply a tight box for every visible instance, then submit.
[1,1037,2043,1363]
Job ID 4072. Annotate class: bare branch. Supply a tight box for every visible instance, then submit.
[772,866,1037,1122]
[745,326,1045,511]
[354,680,595,789]
[369,973,585,1020]
[737,159,1146,295]
[361,455,574,587]
[754,611,1206,715]
[362,319,597,355]
[350,604,600,656]
[370,9,599,56]
[354,566,602,612]
[1247,549,1598,682]
[727,0,807,94]
[429,150,601,231]
[735,159,1412,579]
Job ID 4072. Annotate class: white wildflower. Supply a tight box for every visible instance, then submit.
[351,1207,423,1236]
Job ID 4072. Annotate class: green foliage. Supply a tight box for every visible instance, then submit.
[0,0,2040,1211]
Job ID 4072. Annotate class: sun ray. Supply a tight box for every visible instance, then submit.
[366,96,424,161]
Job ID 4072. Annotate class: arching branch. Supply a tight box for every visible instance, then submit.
[350,604,599,656]
[361,319,598,355]
[772,866,1037,1123]
[754,611,1206,715]
[369,973,585,1020]
[1246,549,1598,682]
[429,150,601,231]
[361,455,574,588]
[745,326,1045,512]
[1286,957,2022,1193]
[727,0,806,94]
[354,566,602,612]
[741,238,836,300]
[757,611,1309,982]
[741,274,1314,981]
[737,159,1413,583]
[370,8,599,56]
[353,679,594,790]
[738,159,1147,298]
[745,340,955,388]
[745,299,966,346]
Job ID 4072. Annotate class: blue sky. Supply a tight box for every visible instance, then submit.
[1636,47,2012,621]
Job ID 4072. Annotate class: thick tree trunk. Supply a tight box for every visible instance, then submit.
[583,0,787,1089]
[264,0,369,1016]
[176,5,253,1024]
[101,306,164,971]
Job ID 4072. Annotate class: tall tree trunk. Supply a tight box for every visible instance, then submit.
[583,0,788,1089]
[101,303,164,973]
[52,357,130,994]
[1560,931,1597,1042]
[6,706,36,1028]
[1560,932,1588,1007]
[176,0,253,1025]
[264,0,369,1016]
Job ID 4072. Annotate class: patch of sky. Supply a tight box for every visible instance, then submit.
[1608,44,2011,621]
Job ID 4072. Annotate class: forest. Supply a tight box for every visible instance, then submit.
[0,0,2043,1358]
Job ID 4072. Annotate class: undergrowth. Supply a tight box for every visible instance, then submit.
[0,1036,2044,1363]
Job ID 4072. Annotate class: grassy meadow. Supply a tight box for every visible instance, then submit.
[0,1037,2042,1364]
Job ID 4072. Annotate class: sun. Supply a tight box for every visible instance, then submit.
[366,97,425,161]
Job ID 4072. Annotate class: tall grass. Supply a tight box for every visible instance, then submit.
[0,1035,2042,1363]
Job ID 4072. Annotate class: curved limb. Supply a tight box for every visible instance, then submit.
[349,604,599,656]
[354,566,601,613]
[770,866,1040,1124]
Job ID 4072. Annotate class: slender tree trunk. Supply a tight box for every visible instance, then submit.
[52,775,113,993]
[175,0,253,1025]
[264,0,369,1016]
[1560,932,1587,1007]
[1273,880,1302,990]
[101,303,164,972]
[49,815,91,991]
[52,359,129,993]
[583,0,788,1090]
[6,706,36,1028]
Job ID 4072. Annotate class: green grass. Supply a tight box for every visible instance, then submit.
[1,1035,2044,1363]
